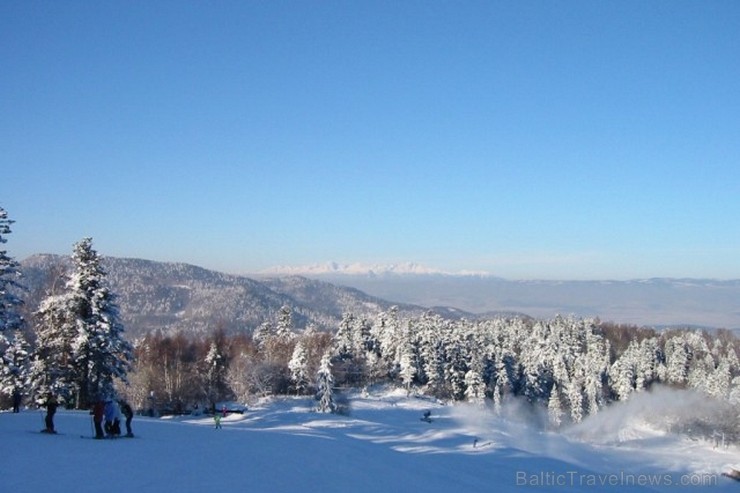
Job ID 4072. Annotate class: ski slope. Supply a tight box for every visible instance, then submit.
[2,388,738,492]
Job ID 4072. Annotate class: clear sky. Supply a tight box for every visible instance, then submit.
[1,1,739,280]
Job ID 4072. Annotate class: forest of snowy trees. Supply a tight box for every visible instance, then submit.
[1,206,739,441]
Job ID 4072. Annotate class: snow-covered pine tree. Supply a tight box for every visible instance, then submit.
[519,320,555,404]
[417,315,446,395]
[334,312,357,360]
[0,207,24,335]
[398,340,417,395]
[441,324,468,400]
[565,377,584,423]
[634,337,659,391]
[580,326,609,416]
[729,376,740,406]
[253,321,275,352]
[288,340,309,394]
[66,238,133,407]
[315,351,336,413]
[705,356,732,400]
[464,369,485,406]
[662,333,691,386]
[609,342,637,401]
[548,383,565,429]
[374,307,402,377]
[1,330,31,403]
[202,338,229,408]
[29,294,77,405]
[275,305,295,343]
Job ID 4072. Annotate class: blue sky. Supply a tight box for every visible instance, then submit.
[1,1,739,280]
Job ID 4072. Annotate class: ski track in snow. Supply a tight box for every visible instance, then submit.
[1,389,738,493]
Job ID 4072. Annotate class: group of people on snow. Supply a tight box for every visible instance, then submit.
[91,398,134,439]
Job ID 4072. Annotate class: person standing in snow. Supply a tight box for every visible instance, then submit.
[12,389,22,413]
[120,400,134,437]
[92,400,105,439]
[214,413,222,429]
[104,399,122,437]
[43,394,57,433]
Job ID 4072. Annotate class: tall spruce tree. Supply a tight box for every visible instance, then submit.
[67,238,132,407]
[201,338,230,408]
[0,207,24,335]
[30,238,132,409]
[316,351,336,413]
[1,330,31,406]
[288,340,309,395]
[29,294,77,405]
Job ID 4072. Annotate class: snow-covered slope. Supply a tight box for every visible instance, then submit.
[3,389,738,492]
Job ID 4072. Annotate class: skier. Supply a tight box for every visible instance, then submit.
[104,399,122,438]
[120,400,134,437]
[43,394,58,433]
[12,389,22,413]
[91,400,105,439]
[214,413,222,429]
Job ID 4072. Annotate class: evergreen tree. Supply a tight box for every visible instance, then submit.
[29,238,133,408]
[581,328,609,415]
[288,340,309,394]
[663,333,691,386]
[334,312,357,360]
[374,307,402,377]
[441,326,468,400]
[634,337,659,391]
[565,377,584,423]
[464,369,485,406]
[398,341,417,394]
[315,351,336,413]
[0,207,24,334]
[706,357,731,399]
[253,321,275,352]
[609,345,637,401]
[548,383,564,429]
[1,330,31,403]
[275,305,294,342]
[418,317,445,395]
[67,238,132,407]
[202,339,229,407]
[29,294,77,405]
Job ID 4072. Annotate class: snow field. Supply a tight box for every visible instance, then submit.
[2,388,738,493]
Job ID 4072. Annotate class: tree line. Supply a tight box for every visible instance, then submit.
[1,206,739,439]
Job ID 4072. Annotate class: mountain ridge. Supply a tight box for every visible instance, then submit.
[17,254,469,338]
[17,254,740,334]
[259,261,494,277]
[304,272,740,330]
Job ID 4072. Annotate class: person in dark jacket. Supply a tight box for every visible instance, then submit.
[43,394,58,433]
[120,400,134,437]
[91,400,105,439]
[12,389,22,413]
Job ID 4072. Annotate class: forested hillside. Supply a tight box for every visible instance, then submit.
[18,254,435,337]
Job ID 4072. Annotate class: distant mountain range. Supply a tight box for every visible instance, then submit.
[257,262,740,330]
[18,255,466,338]
[259,261,491,277]
[17,255,740,338]
[286,272,740,330]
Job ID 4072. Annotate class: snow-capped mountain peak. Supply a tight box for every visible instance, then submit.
[260,261,488,277]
